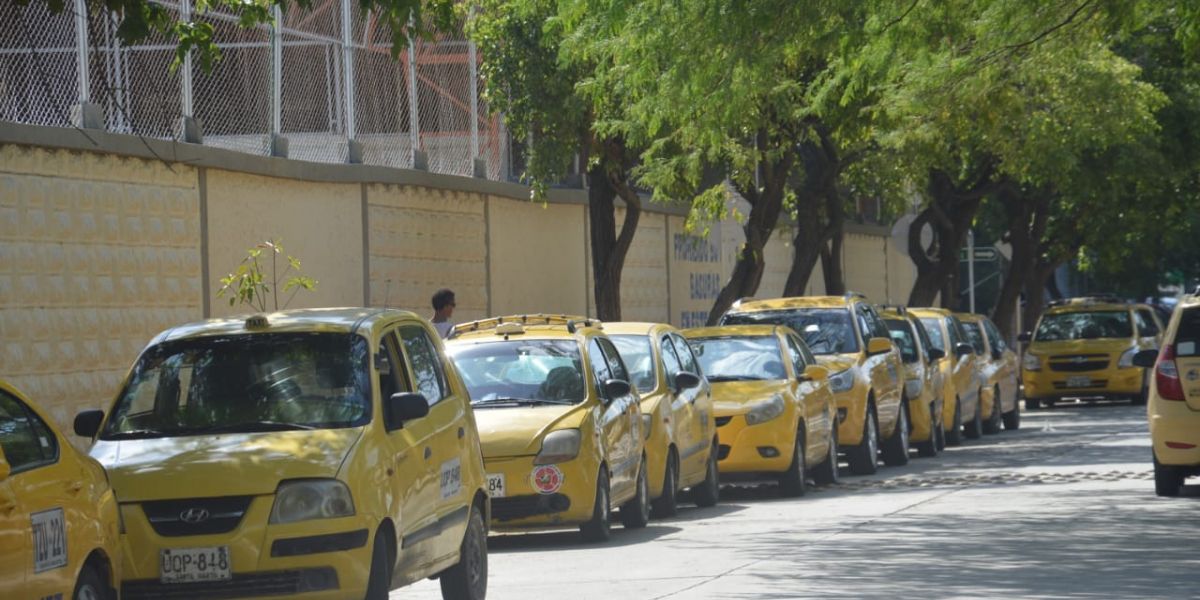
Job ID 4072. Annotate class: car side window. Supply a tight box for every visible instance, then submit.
[670,334,702,376]
[864,306,891,340]
[913,318,935,360]
[0,391,59,474]
[597,337,631,383]
[377,331,412,402]
[945,317,965,346]
[785,335,807,375]
[1136,309,1159,337]
[983,320,1006,352]
[659,335,684,379]
[399,325,449,405]
[855,306,874,342]
[588,339,613,392]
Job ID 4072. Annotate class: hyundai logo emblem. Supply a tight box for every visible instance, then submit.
[179,508,210,524]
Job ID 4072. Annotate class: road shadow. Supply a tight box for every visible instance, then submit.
[486,523,682,552]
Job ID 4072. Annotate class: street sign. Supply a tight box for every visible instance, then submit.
[960,247,998,262]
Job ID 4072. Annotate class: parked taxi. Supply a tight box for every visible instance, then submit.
[720,294,907,474]
[680,325,838,496]
[607,322,720,516]
[911,308,982,445]
[0,380,120,600]
[880,308,946,457]
[958,313,1021,432]
[76,309,490,600]
[1133,294,1200,495]
[1020,298,1159,408]
[446,315,648,542]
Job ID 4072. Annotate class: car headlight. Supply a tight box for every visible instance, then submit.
[1117,347,1139,368]
[642,414,653,440]
[270,479,355,524]
[905,378,923,399]
[1022,352,1041,372]
[745,394,786,426]
[828,369,855,393]
[534,428,582,465]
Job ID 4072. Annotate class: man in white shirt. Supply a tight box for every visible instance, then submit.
[431,288,456,338]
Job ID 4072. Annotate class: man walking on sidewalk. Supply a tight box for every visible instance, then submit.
[431,288,456,338]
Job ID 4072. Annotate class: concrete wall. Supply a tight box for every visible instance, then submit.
[0,121,916,438]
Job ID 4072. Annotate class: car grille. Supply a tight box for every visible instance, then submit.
[141,496,254,537]
[1048,354,1110,372]
[715,416,733,427]
[123,568,337,600]
[1053,380,1109,390]
[491,494,571,522]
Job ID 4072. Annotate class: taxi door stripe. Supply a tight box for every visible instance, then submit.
[401,505,469,549]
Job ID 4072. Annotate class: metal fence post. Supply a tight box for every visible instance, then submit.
[175,0,203,142]
[342,0,362,163]
[71,0,101,128]
[469,18,485,178]
[407,27,425,170]
[269,4,287,157]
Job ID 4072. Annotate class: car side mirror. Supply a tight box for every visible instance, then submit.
[674,372,701,391]
[801,365,829,382]
[1017,332,1032,343]
[955,343,975,359]
[1132,349,1159,369]
[604,379,632,399]
[74,410,105,438]
[927,348,946,361]
[866,337,893,356]
[385,392,429,431]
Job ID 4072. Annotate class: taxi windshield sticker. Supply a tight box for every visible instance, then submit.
[32,507,67,573]
[531,464,564,494]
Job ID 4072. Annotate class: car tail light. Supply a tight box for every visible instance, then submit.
[1156,344,1185,401]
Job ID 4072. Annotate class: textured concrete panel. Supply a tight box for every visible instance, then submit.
[367,184,488,322]
[0,145,202,435]
[488,197,587,316]
[616,209,669,324]
[205,170,363,317]
[844,232,889,303]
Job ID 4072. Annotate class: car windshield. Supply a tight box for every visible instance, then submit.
[101,333,371,440]
[919,318,945,352]
[961,322,987,354]
[1035,311,1134,341]
[609,335,657,393]
[688,336,786,381]
[722,309,858,355]
[448,339,586,405]
[884,319,919,363]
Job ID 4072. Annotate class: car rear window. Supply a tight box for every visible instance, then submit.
[1175,308,1200,357]
[1034,311,1133,341]
[884,319,919,363]
[961,322,987,354]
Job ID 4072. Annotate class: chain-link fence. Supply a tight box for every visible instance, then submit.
[1,0,511,181]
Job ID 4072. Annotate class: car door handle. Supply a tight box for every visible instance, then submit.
[457,427,465,440]
[65,480,84,496]
[424,447,432,460]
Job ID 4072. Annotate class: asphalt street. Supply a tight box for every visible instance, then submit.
[402,402,1200,599]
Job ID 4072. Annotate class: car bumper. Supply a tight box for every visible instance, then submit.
[1150,400,1200,467]
[713,411,797,477]
[1023,367,1143,400]
[118,498,373,600]
[483,455,596,529]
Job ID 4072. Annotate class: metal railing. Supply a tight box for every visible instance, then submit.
[1,1,510,180]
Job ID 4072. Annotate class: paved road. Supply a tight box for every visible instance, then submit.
[401,402,1200,599]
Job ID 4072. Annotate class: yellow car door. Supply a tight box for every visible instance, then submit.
[0,450,28,598]
[858,305,903,430]
[587,338,640,499]
[784,333,830,461]
[665,333,713,477]
[945,317,979,411]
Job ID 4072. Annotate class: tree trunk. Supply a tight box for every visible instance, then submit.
[821,190,846,296]
[991,186,1051,339]
[586,138,641,321]
[1023,261,1060,333]
[784,132,841,297]
[906,165,995,307]
[783,197,824,296]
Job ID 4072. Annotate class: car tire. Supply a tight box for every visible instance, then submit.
[619,458,651,529]
[364,528,394,600]
[1154,456,1184,497]
[812,423,840,485]
[916,405,938,458]
[580,470,612,542]
[691,443,720,508]
[439,507,488,600]
[847,403,880,475]
[1002,391,1021,430]
[881,405,910,467]
[779,429,807,497]
[651,452,679,519]
[934,414,946,452]
[945,397,964,447]
[1026,398,1041,410]
[983,386,1003,434]
[964,393,983,440]
[73,564,109,600]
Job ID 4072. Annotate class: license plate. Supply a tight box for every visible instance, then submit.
[486,473,506,498]
[160,547,231,584]
[31,508,67,573]
[1066,376,1093,388]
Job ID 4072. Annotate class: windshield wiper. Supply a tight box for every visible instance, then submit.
[707,375,761,382]
[102,428,175,440]
[472,397,574,407]
[194,421,319,434]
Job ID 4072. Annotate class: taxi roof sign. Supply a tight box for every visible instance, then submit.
[451,314,601,338]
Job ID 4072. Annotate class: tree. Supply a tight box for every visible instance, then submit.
[217,238,318,312]
[470,0,642,321]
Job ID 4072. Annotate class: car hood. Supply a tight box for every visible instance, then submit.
[472,404,589,458]
[710,380,791,415]
[90,428,363,501]
[1029,339,1133,356]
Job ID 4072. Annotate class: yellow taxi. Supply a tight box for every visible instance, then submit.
[0,380,121,600]
[880,308,946,457]
[606,322,720,516]
[445,315,648,542]
[75,309,490,600]
[910,308,982,445]
[1133,294,1200,496]
[1019,298,1160,408]
[680,325,838,496]
[957,313,1021,432]
[720,295,907,474]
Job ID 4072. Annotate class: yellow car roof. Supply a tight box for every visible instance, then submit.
[153,308,415,344]
[604,322,674,336]
[731,296,854,311]
[909,307,952,318]
[680,324,781,338]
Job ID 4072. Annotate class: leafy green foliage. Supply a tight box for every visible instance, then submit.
[217,239,318,313]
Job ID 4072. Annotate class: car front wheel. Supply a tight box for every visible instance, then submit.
[847,403,879,475]
[439,507,488,600]
[620,458,651,529]
[580,470,612,542]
